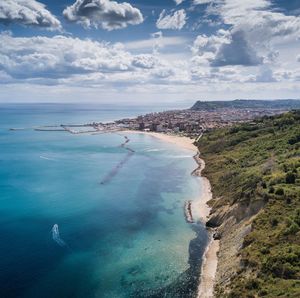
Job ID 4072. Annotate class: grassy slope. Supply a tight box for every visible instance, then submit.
[197,111,300,298]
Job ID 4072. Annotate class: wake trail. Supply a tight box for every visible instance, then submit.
[51,224,68,248]
[40,155,56,161]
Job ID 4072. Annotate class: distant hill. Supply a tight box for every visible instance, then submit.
[191,99,300,111]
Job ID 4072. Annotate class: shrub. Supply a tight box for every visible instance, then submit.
[288,134,300,145]
[270,217,279,227]
[286,172,296,184]
[285,197,292,204]
[260,247,270,255]
[266,260,297,279]
[269,186,275,194]
[275,188,284,195]
[294,209,300,226]
[258,289,268,296]
[245,279,260,290]
[284,222,299,235]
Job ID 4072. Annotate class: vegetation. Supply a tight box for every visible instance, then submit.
[197,111,300,298]
[191,99,300,111]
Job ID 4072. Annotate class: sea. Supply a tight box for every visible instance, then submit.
[0,104,208,298]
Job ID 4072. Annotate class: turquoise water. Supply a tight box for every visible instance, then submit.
[0,104,208,298]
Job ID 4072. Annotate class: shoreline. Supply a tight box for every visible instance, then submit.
[123,130,219,298]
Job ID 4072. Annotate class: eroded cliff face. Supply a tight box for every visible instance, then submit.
[207,197,265,296]
[197,111,300,298]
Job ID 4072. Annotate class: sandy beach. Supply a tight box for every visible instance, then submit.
[123,130,219,297]
[197,239,220,298]
[123,130,198,152]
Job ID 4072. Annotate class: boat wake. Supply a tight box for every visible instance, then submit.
[144,148,165,152]
[168,155,192,159]
[52,224,67,247]
[40,155,56,161]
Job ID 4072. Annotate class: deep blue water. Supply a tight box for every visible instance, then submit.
[0,104,208,298]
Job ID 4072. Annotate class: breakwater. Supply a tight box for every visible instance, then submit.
[100,135,135,185]
[184,200,194,223]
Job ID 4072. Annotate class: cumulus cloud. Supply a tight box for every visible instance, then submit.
[0,32,136,79]
[124,32,187,59]
[0,32,186,86]
[174,0,185,5]
[192,0,300,67]
[0,31,195,89]
[156,9,186,30]
[63,0,143,30]
[151,67,175,79]
[212,31,263,67]
[191,29,259,67]
[255,66,277,82]
[211,0,300,43]
[0,0,61,30]
[2,0,300,95]
[132,54,158,69]
[191,29,230,56]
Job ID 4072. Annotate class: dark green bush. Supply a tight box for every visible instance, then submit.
[275,188,284,195]
[284,222,299,235]
[286,172,296,184]
[288,134,300,145]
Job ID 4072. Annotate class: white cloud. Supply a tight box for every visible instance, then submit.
[2,0,300,104]
[174,0,185,5]
[132,54,158,69]
[0,32,190,87]
[212,31,263,67]
[151,67,175,79]
[156,9,187,30]
[63,0,143,31]
[1,31,299,91]
[210,0,300,44]
[191,29,259,67]
[124,33,187,54]
[193,0,213,5]
[0,32,135,79]
[191,29,230,56]
[0,0,61,30]
[193,0,300,67]
[254,66,277,82]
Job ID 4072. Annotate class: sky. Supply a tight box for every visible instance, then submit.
[0,0,300,105]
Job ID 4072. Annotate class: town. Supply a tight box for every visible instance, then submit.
[112,107,289,137]
[31,100,299,138]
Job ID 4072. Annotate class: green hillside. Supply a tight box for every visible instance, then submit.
[197,111,300,297]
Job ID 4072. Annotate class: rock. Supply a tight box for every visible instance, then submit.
[213,230,222,240]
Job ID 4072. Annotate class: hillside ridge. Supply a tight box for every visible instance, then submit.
[191,100,300,111]
[197,110,300,297]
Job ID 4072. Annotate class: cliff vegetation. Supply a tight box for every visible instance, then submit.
[197,111,300,298]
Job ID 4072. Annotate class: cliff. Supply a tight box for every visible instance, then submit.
[197,111,300,297]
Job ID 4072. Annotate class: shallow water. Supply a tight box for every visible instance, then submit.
[0,104,208,298]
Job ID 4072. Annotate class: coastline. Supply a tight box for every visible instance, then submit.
[123,130,219,297]
[123,130,198,152]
